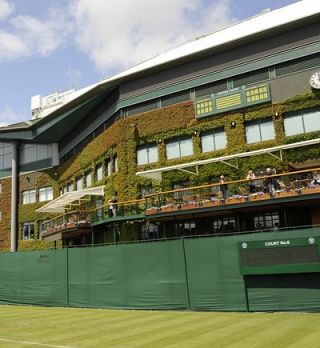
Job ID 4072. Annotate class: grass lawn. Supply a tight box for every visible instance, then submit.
[0,306,319,347]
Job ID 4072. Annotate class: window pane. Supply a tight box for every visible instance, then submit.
[22,191,29,204]
[201,133,214,152]
[284,114,304,136]
[39,188,46,202]
[114,157,118,172]
[260,120,275,141]
[37,144,49,160]
[20,144,37,164]
[148,146,158,163]
[303,110,320,133]
[96,165,103,181]
[180,138,193,157]
[76,177,83,191]
[68,183,74,192]
[106,160,112,176]
[166,141,180,159]
[86,172,92,187]
[137,148,148,165]
[246,123,260,143]
[47,187,53,200]
[29,190,36,203]
[215,130,227,150]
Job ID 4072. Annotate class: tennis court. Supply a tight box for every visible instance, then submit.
[0,305,319,347]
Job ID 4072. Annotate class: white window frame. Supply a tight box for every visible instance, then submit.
[245,118,275,144]
[22,222,35,240]
[22,189,36,204]
[166,137,193,159]
[137,144,158,165]
[39,186,53,202]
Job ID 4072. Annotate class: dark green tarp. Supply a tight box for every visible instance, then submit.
[1,228,320,311]
[68,240,188,309]
[0,249,68,306]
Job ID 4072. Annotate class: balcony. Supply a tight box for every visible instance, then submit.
[143,168,320,216]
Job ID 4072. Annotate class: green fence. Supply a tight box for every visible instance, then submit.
[1,229,320,312]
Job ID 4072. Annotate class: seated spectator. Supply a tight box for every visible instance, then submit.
[219,175,228,200]
[264,167,275,194]
[246,169,256,193]
[311,171,320,185]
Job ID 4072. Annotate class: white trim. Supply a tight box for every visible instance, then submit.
[136,138,320,181]
[36,186,104,213]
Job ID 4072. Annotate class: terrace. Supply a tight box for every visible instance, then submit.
[39,167,320,241]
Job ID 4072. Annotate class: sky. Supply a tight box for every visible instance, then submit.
[0,0,300,125]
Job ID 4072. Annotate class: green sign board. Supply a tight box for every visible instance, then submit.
[195,84,271,119]
[238,236,320,275]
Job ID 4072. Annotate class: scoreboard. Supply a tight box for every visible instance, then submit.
[195,84,271,119]
[239,237,320,275]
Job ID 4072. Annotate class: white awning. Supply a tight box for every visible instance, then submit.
[36,186,105,213]
[136,138,320,181]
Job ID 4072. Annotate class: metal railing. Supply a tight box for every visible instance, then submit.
[39,167,320,236]
[143,167,320,214]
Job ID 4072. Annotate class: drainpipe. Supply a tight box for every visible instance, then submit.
[10,141,19,252]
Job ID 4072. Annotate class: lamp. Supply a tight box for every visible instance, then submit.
[230,121,237,128]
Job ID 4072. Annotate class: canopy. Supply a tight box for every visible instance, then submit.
[36,186,105,213]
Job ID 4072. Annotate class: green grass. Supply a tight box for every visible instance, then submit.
[0,306,319,347]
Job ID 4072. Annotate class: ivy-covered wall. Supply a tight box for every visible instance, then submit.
[2,91,320,252]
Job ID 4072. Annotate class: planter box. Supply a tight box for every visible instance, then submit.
[181,203,199,210]
[249,193,271,201]
[145,207,158,215]
[160,205,178,213]
[226,196,247,205]
[203,200,221,207]
[303,186,320,195]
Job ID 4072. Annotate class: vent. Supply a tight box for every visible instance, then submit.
[161,90,190,107]
[127,99,158,116]
[195,81,227,98]
[276,53,320,77]
[233,69,269,88]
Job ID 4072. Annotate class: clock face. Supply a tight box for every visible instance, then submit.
[310,72,320,89]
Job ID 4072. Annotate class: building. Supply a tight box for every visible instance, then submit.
[0,2,319,258]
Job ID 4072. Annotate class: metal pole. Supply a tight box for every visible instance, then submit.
[10,141,19,252]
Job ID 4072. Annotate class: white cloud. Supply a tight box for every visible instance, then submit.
[0,4,71,61]
[0,106,22,125]
[70,0,234,74]
[0,0,14,21]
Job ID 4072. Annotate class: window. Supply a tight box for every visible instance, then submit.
[23,222,35,240]
[137,144,158,165]
[284,109,320,136]
[85,171,92,187]
[39,187,53,202]
[201,128,227,152]
[76,176,83,191]
[0,183,2,193]
[166,137,193,159]
[114,156,118,173]
[213,217,236,234]
[253,212,280,230]
[175,221,196,237]
[67,182,74,192]
[106,159,112,176]
[141,222,160,240]
[22,189,36,204]
[245,119,275,144]
[0,143,12,170]
[96,164,103,181]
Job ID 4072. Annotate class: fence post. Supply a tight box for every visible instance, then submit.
[181,237,191,310]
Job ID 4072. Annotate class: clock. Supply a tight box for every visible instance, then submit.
[310,72,320,89]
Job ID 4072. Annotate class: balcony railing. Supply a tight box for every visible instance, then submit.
[40,210,91,239]
[143,168,320,215]
[40,199,146,238]
[39,168,320,237]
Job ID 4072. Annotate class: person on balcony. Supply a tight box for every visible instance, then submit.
[264,167,275,194]
[246,169,256,193]
[311,171,320,185]
[108,194,118,217]
[219,175,228,200]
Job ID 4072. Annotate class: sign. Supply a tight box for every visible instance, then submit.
[195,83,271,118]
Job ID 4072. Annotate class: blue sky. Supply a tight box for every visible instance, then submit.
[0,0,299,125]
